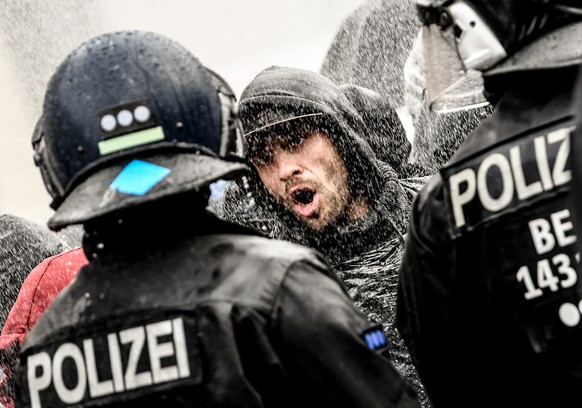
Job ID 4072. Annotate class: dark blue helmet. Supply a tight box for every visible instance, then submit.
[32,30,248,230]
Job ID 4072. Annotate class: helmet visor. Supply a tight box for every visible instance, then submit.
[422,24,489,113]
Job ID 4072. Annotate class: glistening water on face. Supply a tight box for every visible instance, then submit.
[252,130,365,230]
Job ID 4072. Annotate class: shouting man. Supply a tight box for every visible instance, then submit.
[220,65,430,403]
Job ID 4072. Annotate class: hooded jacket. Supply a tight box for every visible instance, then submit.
[222,66,428,261]
[219,66,430,406]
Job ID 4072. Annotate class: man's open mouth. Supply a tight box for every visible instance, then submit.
[292,188,315,205]
[290,187,318,217]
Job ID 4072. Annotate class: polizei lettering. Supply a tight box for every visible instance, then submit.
[25,317,192,408]
[446,126,574,231]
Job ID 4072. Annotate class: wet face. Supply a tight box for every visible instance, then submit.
[250,130,367,230]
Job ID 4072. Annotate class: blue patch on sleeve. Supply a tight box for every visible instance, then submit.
[361,324,389,351]
[209,179,229,201]
[109,159,171,196]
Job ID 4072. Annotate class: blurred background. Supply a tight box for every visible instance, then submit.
[0,0,366,226]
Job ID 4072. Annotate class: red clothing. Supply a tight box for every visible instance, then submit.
[0,247,87,408]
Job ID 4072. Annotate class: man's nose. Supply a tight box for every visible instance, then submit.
[276,156,302,181]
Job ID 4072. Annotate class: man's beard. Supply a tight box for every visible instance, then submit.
[282,178,351,231]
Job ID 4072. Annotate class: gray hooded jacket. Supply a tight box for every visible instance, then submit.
[218,66,430,405]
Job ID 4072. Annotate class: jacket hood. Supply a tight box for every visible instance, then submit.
[221,66,427,263]
[240,65,364,129]
[239,66,412,190]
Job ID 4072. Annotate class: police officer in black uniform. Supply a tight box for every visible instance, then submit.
[396,1,582,407]
[14,31,419,408]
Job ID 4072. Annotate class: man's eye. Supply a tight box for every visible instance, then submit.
[285,137,305,152]
[250,152,274,167]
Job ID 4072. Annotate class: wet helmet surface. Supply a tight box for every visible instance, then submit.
[33,30,248,228]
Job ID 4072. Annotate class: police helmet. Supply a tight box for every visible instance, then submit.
[32,31,248,230]
[416,0,582,112]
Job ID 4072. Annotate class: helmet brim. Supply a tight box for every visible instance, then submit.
[48,152,249,230]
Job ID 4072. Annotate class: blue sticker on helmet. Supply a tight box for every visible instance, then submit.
[109,160,171,196]
[361,324,389,351]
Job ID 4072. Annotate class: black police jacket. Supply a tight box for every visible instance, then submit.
[397,66,582,408]
[16,213,419,408]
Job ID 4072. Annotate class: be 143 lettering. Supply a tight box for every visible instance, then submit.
[517,209,579,300]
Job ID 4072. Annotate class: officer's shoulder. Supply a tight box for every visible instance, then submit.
[217,234,333,295]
